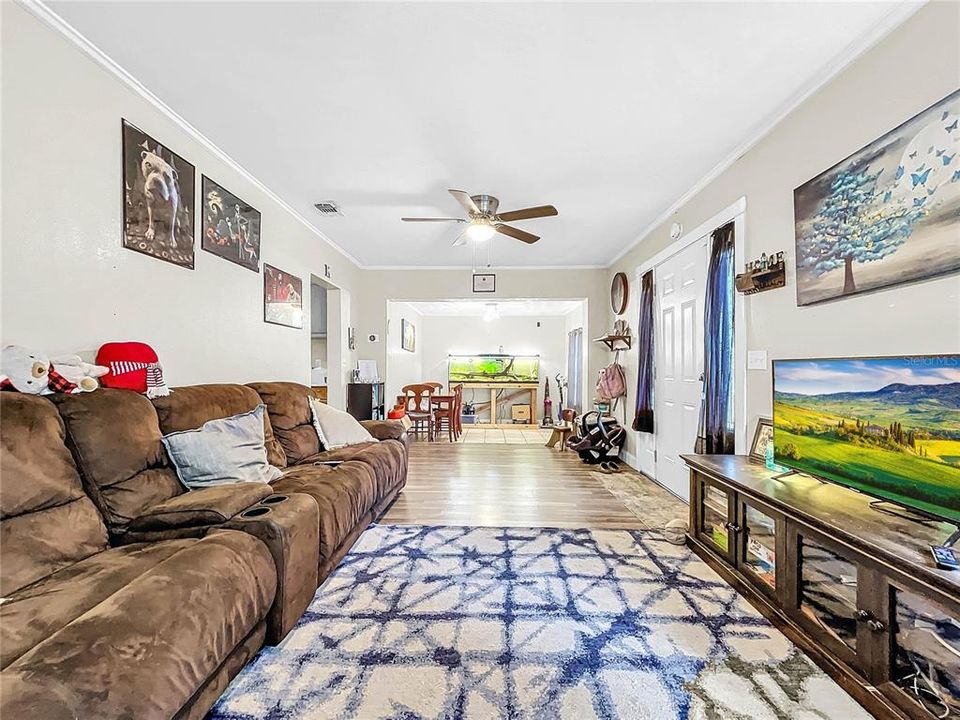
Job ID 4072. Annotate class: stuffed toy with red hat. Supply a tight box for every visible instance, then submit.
[96,342,171,398]
[0,345,107,395]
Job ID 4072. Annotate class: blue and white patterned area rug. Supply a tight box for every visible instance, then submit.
[209,525,870,720]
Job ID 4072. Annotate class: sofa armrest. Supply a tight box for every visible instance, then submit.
[127,483,273,532]
[360,419,407,442]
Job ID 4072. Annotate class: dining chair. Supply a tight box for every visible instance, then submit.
[401,383,435,441]
[452,383,464,440]
[433,383,463,443]
[425,381,443,392]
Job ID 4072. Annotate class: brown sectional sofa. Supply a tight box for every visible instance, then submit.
[1,381,407,719]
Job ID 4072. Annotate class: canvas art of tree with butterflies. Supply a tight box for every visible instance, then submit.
[793,89,959,305]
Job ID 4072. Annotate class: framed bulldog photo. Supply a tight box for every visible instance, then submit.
[201,175,261,272]
[121,119,196,269]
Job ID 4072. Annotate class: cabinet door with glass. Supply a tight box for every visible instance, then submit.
[694,475,735,563]
[787,525,869,671]
[735,495,784,603]
[882,577,960,720]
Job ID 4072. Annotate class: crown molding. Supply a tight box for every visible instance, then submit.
[19,0,363,269]
[362,264,606,271]
[605,0,927,268]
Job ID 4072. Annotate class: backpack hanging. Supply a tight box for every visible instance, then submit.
[595,362,627,401]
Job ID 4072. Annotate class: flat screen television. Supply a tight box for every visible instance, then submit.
[448,354,539,384]
[772,355,960,525]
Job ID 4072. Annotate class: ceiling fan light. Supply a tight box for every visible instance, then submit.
[467,221,496,242]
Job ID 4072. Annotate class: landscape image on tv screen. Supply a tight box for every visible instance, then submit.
[773,355,960,524]
[448,355,539,384]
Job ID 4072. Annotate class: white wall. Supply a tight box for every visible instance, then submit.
[384,302,423,403]
[1,3,361,389]
[357,268,606,410]
[607,2,960,472]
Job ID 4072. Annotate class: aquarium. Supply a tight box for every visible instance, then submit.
[448,354,540,384]
[773,355,960,524]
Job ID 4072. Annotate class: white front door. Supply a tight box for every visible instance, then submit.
[654,237,708,500]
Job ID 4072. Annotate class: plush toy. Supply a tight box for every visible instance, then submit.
[0,345,107,395]
[96,342,170,397]
[50,355,109,392]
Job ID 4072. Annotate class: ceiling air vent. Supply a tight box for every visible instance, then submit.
[313,201,342,217]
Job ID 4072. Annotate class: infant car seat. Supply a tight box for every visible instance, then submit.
[566,411,626,464]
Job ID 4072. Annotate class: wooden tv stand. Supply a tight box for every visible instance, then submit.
[682,454,959,720]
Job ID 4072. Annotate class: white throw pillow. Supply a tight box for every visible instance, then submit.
[308,395,376,450]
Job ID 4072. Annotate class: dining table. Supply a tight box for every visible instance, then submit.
[396,392,455,441]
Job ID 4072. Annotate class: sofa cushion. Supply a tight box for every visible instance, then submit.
[162,405,283,488]
[2,539,195,668]
[273,462,377,562]
[248,381,319,464]
[299,440,407,499]
[2,529,276,718]
[0,394,109,597]
[52,390,184,535]
[153,384,286,468]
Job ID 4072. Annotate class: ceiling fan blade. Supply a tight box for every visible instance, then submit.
[496,224,539,244]
[448,189,480,216]
[496,205,558,222]
[401,217,468,223]
[452,232,468,247]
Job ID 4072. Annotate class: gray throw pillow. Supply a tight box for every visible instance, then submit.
[162,405,283,488]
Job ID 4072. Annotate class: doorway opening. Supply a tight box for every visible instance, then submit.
[383,298,587,444]
[310,276,346,409]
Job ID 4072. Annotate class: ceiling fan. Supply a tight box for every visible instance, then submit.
[402,189,558,246]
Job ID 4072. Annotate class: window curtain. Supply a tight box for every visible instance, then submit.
[695,222,736,454]
[632,270,655,433]
[566,328,583,413]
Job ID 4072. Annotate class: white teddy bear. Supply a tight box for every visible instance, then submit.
[0,345,107,394]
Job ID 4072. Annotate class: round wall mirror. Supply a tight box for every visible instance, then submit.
[610,272,629,315]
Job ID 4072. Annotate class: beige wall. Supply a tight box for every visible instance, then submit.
[607,2,960,469]
[385,301,424,402]
[1,3,361,387]
[356,268,609,409]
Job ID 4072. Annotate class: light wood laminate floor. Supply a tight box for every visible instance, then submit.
[382,443,686,529]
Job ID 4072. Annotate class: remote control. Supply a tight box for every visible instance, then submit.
[930,545,959,571]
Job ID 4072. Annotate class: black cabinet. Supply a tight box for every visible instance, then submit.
[347,382,385,421]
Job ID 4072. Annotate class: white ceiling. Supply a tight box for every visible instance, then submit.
[403,299,582,317]
[49,1,906,268]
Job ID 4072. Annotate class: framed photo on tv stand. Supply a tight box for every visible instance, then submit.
[749,417,774,464]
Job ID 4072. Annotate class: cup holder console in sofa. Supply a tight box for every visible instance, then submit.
[227,493,320,642]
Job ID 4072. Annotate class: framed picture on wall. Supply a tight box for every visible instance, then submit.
[793,89,960,305]
[121,119,196,269]
[472,273,496,292]
[401,318,416,352]
[201,176,261,272]
[263,264,303,328]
